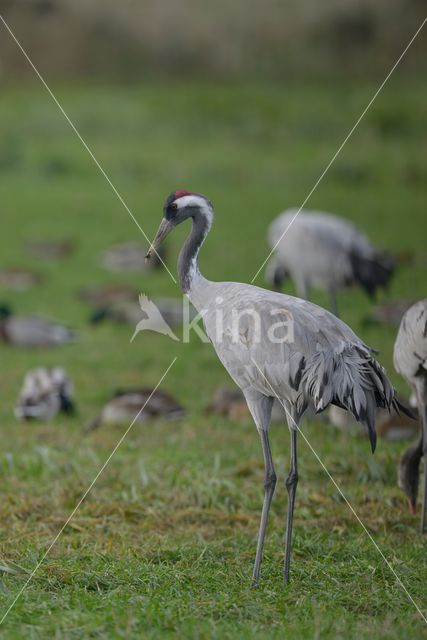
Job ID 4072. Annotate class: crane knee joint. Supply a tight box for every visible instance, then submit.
[285,471,299,491]
[264,472,277,492]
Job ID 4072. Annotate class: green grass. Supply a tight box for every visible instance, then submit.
[0,77,426,638]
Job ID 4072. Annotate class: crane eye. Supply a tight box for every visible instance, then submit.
[171,203,178,211]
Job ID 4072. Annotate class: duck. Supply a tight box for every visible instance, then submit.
[88,388,185,431]
[0,304,76,347]
[78,284,137,308]
[15,367,75,421]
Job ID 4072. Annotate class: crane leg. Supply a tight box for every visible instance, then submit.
[421,458,427,534]
[252,428,276,585]
[243,391,274,585]
[420,404,427,534]
[328,289,339,318]
[284,426,298,583]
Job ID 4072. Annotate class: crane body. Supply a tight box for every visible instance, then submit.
[146,191,407,583]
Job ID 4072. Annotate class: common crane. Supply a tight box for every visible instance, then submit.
[393,299,427,533]
[146,191,407,584]
[266,209,394,316]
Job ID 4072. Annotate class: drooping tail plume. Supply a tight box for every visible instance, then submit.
[301,344,402,453]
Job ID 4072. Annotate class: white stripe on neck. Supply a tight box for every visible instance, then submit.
[175,194,207,209]
[176,195,213,225]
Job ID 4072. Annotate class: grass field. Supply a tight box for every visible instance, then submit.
[0,77,426,638]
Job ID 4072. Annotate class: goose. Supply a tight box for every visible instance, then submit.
[78,284,137,308]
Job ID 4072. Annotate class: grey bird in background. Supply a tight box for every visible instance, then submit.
[393,299,427,532]
[0,304,76,347]
[88,388,185,431]
[145,190,409,584]
[266,209,394,316]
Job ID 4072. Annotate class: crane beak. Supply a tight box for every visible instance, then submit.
[145,219,173,262]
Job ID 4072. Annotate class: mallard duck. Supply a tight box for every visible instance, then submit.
[15,367,75,421]
[0,305,76,347]
[88,388,185,431]
[101,242,165,272]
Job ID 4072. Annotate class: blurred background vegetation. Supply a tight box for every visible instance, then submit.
[0,0,425,81]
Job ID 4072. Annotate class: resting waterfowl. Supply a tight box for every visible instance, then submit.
[79,284,137,308]
[206,387,287,423]
[88,388,185,431]
[0,305,76,347]
[329,402,419,441]
[15,367,75,421]
[26,239,75,260]
[0,268,42,291]
[101,242,165,272]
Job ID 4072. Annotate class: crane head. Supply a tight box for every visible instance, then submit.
[145,191,213,262]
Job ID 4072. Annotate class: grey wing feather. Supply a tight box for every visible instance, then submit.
[201,282,399,451]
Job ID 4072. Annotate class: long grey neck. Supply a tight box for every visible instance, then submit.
[178,213,211,293]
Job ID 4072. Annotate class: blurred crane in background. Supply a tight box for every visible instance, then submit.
[266,209,394,316]
[394,298,427,533]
